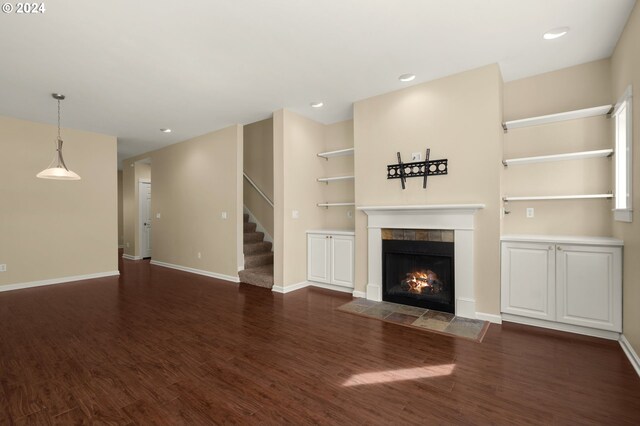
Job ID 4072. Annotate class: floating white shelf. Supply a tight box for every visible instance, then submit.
[317,202,356,207]
[503,194,613,202]
[317,148,354,159]
[503,149,613,166]
[503,105,612,131]
[317,175,355,183]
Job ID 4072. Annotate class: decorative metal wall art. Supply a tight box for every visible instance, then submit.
[387,149,448,190]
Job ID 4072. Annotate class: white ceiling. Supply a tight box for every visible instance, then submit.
[0,0,635,167]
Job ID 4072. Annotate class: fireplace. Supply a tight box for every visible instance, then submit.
[382,230,455,313]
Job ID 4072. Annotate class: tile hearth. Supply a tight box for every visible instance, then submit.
[338,298,489,342]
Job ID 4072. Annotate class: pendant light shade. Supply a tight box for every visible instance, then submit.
[37,93,81,180]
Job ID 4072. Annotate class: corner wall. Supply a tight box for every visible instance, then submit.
[611,3,640,356]
[0,116,118,288]
[353,64,503,315]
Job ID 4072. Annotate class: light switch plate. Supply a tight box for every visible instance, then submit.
[292,210,299,219]
[0,264,6,272]
[526,207,534,218]
[221,212,228,219]
[156,213,161,219]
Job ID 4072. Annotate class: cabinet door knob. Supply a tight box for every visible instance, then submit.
[557,246,562,251]
[548,246,553,250]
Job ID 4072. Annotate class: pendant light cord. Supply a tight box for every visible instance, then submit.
[57,98,61,141]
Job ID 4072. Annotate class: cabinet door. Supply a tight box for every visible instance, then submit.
[330,235,354,288]
[501,242,555,320]
[307,234,331,284]
[556,245,622,332]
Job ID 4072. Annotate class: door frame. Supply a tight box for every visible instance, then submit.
[138,179,152,259]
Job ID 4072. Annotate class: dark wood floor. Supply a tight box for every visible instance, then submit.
[1,256,639,425]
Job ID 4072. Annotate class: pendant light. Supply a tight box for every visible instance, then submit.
[36,93,81,180]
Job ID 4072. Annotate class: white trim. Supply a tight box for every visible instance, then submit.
[476,312,502,324]
[352,290,366,298]
[501,234,623,246]
[306,229,355,236]
[138,181,152,259]
[317,202,356,207]
[317,147,354,158]
[150,260,239,283]
[503,194,612,201]
[243,206,273,245]
[503,105,612,130]
[503,149,613,166]
[502,313,620,340]
[272,281,310,294]
[613,85,633,220]
[0,271,120,293]
[619,335,640,377]
[317,175,355,183]
[308,281,354,294]
[122,254,142,260]
[357,204,485,213]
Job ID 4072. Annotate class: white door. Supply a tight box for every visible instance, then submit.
[307,234,330,284]
[501,242,555,320]
[331,235,354,288]
[139,182,152,258]
[556,245,622,332]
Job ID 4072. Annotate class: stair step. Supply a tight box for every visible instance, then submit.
[244,231,264,243]
[239,264,274,289]
[244,241,272,255]
[243,213,249,223]
[244,251,273,269]
[243,222,257,233]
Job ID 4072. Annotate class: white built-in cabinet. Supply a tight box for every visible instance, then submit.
[501,235,622,334]
[307,231,354,288]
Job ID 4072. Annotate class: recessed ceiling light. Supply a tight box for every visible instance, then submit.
[160,128,172,133]
[399,74,416,82]
[543,27,570,40]
[310,101,324,108]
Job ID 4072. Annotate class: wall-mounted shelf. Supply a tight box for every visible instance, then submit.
[503,149,613,166]
[503,194,613,202]
[317,148,354,159]
[503,105,612,131]
[317,175,355,183]
[317,202,355,208]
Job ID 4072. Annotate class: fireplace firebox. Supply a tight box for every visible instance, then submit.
[382,238,454,313]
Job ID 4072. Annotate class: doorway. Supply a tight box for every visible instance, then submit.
[139,181,152,259]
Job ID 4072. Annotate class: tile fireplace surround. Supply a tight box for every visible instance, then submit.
[357,204,485,320]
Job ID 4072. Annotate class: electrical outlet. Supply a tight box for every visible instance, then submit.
[0,264,6,272]
[526,207,535,218]
[197,252,202,259]
[347,210,353,218]
[412,152,422,161]
[292,210,299,219]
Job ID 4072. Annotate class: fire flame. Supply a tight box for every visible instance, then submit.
[402,270,442,294]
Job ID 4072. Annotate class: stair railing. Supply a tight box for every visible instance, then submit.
[243,172,274,208]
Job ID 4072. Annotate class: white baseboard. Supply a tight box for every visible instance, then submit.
[307,282,354,294]
[0,271,120,293]
[272,281,310,294]
[243,206,273,246]
[150,260,239,283]
[455,297,477,321]
[502,313,620,340]
[620,335,640,377]
[122,254,141,260]
[352,290,366,298]
[476,312,502,324]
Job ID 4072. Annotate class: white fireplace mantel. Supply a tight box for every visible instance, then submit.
[357,204,485,320]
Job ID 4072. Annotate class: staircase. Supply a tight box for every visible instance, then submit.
[238,213,274,289]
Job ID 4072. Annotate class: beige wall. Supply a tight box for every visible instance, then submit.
[353,64,503,315]
[117,170,123,246]
[323,120,355,230]
[611,3,640,356]
[0,116,118,287]
[273,110,327,287]
[503,60,613,236]
[243,118,274,237]
[123,126,242,278]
